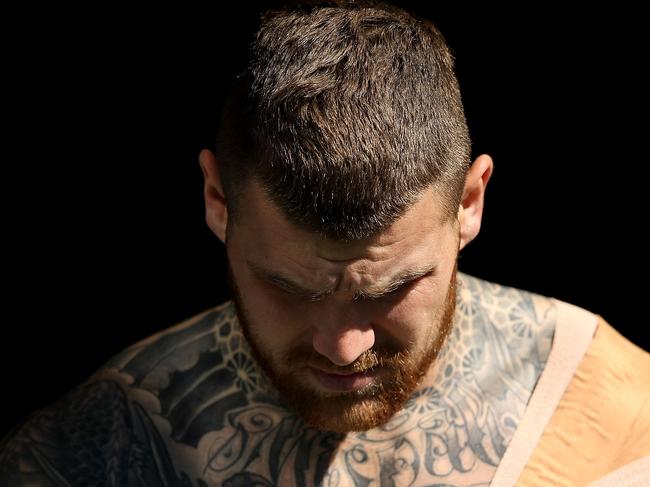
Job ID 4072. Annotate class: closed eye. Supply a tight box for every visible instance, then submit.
[355,272,432,303]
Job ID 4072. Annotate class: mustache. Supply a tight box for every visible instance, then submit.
[282,344,412,375]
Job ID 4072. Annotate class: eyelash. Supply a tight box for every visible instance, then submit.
[372,284,408,301]
[377,272,434,300]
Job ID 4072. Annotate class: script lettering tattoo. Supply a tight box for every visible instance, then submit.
[0,273,557,486]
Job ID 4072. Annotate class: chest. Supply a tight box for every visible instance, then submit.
[177,406,505,486]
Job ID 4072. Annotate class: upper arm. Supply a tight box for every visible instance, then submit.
[0,378,195,487]
[0,303,234,486]
[0,379,135,486]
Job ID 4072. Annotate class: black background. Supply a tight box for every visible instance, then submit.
[4,3,647,438]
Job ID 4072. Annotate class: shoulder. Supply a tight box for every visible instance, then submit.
[90,299,258,446]
[101,300,238,375]
[577,315,650,457]
[455,271,559,348]
[0,301,240,486]
[457,271,558,317]
[0,373,198,486]
[518,314,650,485]
[458,273,650,480]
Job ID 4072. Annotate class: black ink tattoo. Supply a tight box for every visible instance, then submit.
[0,379,204,486]
[0,273,557,486]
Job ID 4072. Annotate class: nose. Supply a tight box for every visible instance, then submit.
[311,308,376,366]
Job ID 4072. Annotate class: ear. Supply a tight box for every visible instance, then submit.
[458,154,494,251]
[198,149,228,244]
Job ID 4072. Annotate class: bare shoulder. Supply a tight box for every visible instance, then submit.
[100,300,237,375]
[456,271,558,341]
[0,374,192,486]
[578,315,650,455]
[0,302,239,487]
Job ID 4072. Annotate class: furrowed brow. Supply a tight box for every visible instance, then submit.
[247,260,436,302]
[352,264,436,301]
[247,260,334,300]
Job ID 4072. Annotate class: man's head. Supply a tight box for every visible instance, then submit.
[199,0,493,432]
[213,0,472,242]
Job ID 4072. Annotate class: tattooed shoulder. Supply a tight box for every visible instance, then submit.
[0,302,241,486]
[454,271,557,373]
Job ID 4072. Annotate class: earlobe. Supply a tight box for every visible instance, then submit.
[458,154,494,251]
[199,149,228,244]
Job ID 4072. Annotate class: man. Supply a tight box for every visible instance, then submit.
[1,1,648,486]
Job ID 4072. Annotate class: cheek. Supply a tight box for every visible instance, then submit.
[237,276,311,344]
[378,281,443,343]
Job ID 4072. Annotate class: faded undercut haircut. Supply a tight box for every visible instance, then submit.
[215,0,471,242]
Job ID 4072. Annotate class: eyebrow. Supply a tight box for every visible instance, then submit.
[246,259,437,302]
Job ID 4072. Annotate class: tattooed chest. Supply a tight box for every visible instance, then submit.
[168,403,503,487]
[197,442,498,487]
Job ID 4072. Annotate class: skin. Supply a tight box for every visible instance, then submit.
[0,151,559,486]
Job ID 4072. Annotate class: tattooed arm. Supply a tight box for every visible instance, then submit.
[0,302,310,487]
[0,378,201,487]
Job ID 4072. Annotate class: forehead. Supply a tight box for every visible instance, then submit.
[231,180,453,269]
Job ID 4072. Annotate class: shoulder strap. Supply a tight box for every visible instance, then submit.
[490,297,599,487]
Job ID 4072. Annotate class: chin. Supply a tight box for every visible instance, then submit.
[298,396,403,433]
[275,374,412,433]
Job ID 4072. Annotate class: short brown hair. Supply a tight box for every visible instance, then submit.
[215,0,471,242]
